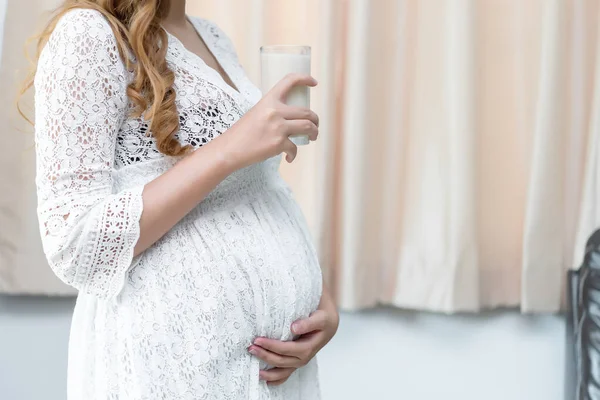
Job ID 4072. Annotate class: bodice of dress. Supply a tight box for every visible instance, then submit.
[116,17,262,169]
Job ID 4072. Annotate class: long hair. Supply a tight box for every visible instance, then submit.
[19,0,190,156]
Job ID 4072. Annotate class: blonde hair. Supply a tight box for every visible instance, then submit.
[19,0,190,156]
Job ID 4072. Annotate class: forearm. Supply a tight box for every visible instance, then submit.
[132,72,319,257]
[134,138,236,256]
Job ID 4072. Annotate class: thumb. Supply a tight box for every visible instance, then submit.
[291,310,327,335]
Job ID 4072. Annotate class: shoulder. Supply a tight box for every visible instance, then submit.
[43,8,120,62]
[41,8,123,66]
[53,8,115,41]
[37,8,127,83]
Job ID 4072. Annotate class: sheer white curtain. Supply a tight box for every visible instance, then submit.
[1,0,599,313]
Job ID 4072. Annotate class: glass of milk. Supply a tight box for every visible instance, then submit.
[261,45,312,146]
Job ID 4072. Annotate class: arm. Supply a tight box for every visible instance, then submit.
[35,9,146,299]
[133,146,232,256]
[35,10,233,299]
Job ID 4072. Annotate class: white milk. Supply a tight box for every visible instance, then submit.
[261,49,311,146]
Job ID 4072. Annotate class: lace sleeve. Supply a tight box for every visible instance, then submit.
[34,9,143,300]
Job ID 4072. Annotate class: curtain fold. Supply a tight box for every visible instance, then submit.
[574,1,600,276]
[521,0,567,312]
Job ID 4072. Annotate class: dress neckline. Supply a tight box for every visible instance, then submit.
[163,17,248,108]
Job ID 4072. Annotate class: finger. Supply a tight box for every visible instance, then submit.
[282,139,298,163]
[285,120,318,142]
[248,345,301,368]
[273,73,318,100]
[253,337,306,358]
[259,367,296,383]
[292,310,328,335]
[280,106,319,127]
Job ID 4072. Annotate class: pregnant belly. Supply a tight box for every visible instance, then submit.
[123,188,323,352]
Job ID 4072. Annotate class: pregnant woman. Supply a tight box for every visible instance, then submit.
[26,0,338,398]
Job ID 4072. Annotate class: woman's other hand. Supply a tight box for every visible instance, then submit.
[248,287,339,386]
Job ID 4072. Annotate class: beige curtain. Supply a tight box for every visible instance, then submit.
[189,0,600,313]
[2,0,599,313]
[0,0,73,295]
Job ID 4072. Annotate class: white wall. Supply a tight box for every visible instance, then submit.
[0,297,71,400]
[319,309,565,400]
[0,297,565,400]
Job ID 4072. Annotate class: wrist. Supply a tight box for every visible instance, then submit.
[211,125,248,173]
[205,133,244,175]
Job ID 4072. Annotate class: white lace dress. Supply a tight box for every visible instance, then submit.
[34,9,322,400]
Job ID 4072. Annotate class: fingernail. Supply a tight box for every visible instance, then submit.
[253,338,263,346]
[291,323,299,334]
[248,347,257,355]
[259,372,266,380]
